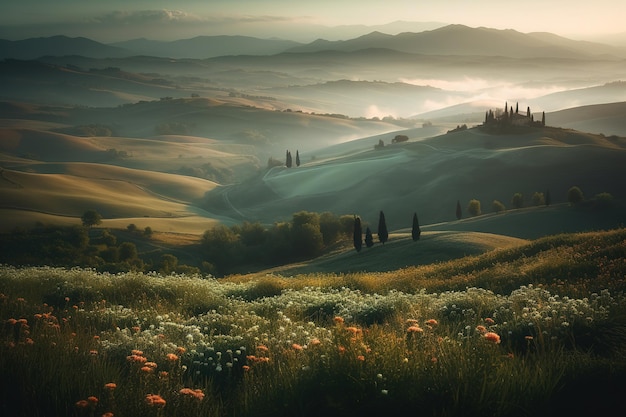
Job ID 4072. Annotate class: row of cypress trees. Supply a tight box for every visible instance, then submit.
[353,211,421,252]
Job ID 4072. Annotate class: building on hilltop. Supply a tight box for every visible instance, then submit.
[483,102,544,128]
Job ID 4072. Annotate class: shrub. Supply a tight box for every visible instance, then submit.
[531,192,545,206]
[511,193,524,209]
[492,200,506,213]
[568,186,584,205]
[467,199,481,217]
[81,210,102,227]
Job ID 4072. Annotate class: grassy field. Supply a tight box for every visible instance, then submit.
[2,227,626,417]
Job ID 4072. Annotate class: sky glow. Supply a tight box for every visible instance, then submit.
[0,0,624,42]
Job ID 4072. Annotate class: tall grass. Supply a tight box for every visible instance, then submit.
[1,228,626,416]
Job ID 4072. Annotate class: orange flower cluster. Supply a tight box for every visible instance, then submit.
[75,396,98,409]
[246,355,270,364]
[104,382,117,391]
[166,353,179,362]
[333,316,344,325]
[484,332,501,344]
[145,394,166,407]
[180,388,205,401]
[309,338,321,347]
[127,354,147,364]
[292,343,303,351]
[407,325,424,333]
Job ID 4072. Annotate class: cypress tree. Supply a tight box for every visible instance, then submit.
[456,200,462,220]
[296,150,300,167]
[515,102,519,114]
[411,212,421,241]
[377,211,388,244]
[353,216,362,252]
[542,111,546,126]
[286,151,292,168]
[527,106,531,118]
[365,227,374,248]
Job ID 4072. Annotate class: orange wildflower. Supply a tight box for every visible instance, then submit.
[357,355,365,361]
[145,362,158,368]
[166,353,179,361]
[292,343,303,351]
[484,317,495,325]
[87,396,98,405]
[104,382,117,391]
[484,332,501,344]
[102,413,114,417]
[333,316,344,324]
[476,325,487,334]
[180,388,205,401]
[131,349,143,356]
[159,371,169,379]
[127,354,147,364]
[145,394,166,407]
[176,346,186,355]
[309,338,321,346]
[256,345,269,352]
[425,319,438,326]
[345,326,361,335]
[242,365,251,372]
[338,346,346,354]
[407,325,423,333]
[141,366,154,373]
[75,400,89,408]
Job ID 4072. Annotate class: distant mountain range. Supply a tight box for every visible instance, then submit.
[285,25,626,58]
[2,25,625,60]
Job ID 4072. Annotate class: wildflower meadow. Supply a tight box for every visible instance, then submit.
[2,228,626,417]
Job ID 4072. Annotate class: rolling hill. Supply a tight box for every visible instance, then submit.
[203,125,626,234]
[0,36,131,59]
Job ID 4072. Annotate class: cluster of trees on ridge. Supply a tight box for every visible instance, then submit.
[483,101,545,129]
[456,186,613,218]
[201,211,356,275]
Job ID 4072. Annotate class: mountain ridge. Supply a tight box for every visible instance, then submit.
[2,25,625,60]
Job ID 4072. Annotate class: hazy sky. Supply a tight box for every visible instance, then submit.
[1,0,624,42]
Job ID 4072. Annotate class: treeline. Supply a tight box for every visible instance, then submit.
[457,186,614,218]
[202,211,355,275]
[0,223,197,275]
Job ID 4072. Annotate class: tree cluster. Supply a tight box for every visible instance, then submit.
[483,101,545,129]
[285,150,301,168]
[353,210,421,253]
[202,211,354,275]
[0,223,144,273]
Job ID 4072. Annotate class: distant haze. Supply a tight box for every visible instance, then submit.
[1,0,625,43]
